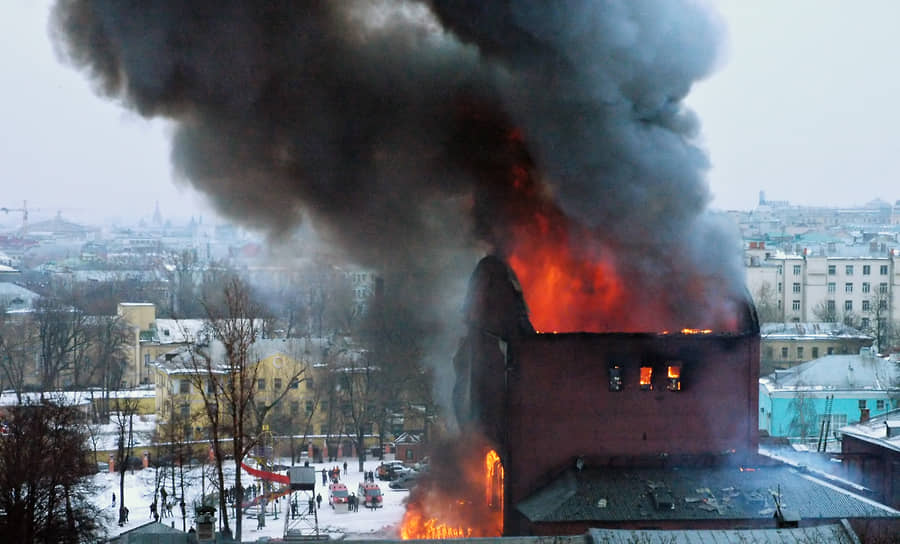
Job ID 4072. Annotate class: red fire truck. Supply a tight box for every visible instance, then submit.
[328,482,349,511]
[357,482,383,509]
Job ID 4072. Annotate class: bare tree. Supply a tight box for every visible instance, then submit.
[0,402,101,543]
[34,294,88,391]
[337,351,380,473]
[753,281,783,323]
[112,395,141,526]
[355,284,435,465]
[168,249,202,318]
[0,313,35,404]
[811,300,839,323]
[788,386,818,444]
[89,315,131,420]
[863,288,893,353]
[184,277,308,541]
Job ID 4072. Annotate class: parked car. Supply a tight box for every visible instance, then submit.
[328,482,349,511]
[357,482,383,509]
[388,472,420,490]
[377,461,412,481]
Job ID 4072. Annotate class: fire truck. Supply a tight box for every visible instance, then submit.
[328,482,349,512]
[357,482,383,509]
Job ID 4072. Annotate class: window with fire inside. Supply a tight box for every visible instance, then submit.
[608,362,682,392]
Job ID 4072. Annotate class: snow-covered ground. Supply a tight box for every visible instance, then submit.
[94,457,409,542]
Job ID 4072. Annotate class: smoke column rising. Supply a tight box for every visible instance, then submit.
[49,0,739,340]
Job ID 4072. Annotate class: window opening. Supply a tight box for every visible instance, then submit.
[640,366,653,391]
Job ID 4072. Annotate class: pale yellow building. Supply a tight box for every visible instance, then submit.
[149,338,336,444]
[117,302,206,387]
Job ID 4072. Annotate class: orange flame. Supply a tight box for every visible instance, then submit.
[496,149,740,334]
[400,450,503,539]
[681,328,712,335]
[639,366,653,390]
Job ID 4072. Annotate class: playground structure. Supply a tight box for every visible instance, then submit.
[241,462,322,542]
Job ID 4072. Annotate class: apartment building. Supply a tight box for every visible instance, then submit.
[746,251,900,348]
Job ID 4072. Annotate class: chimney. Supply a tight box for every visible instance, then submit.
[886,421,900,438]
[774,369,791,384]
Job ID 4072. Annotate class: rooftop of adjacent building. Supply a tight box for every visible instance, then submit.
[761,322,871,341]
[516,461,898,525]
[839,407,900,454]
[760,350,900,393]
[150,336,360,375]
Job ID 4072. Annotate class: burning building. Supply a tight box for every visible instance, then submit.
[46,2,900,538]
[399,256,899,539]
[447,254,761,534]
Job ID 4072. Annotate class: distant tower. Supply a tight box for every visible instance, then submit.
[152,201,163,226]
[759,190,766,206]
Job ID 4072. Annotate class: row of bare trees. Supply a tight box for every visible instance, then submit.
[0,402,101,543]
[0,291,132,410]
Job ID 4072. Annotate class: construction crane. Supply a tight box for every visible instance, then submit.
[0,200,28,234]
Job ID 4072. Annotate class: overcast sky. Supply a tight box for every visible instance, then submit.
[2,0,899,228]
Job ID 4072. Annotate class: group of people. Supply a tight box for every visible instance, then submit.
[322,464,345,485]
[346,492,364,511]
[147,488,179,522]
[290,493,323,518]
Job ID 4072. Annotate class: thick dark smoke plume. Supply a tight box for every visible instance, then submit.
[50,0,738,359]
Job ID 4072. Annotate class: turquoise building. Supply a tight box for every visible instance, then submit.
[759,350,900,444]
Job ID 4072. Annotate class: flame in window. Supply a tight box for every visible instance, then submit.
[640,366,653,390]
[667,365,681,391]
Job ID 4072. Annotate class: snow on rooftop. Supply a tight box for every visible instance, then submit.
[761,353,900,392]
[153,318,206,344]
[760,322,871,340]
[0,388,155,407]
[839,408,900,453]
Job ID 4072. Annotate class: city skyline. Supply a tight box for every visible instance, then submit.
[2,1,900,226]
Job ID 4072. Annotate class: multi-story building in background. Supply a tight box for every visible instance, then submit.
[760,322,873,375]
[741,195,900,352]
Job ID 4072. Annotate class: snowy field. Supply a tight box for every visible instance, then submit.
[93,457,409,541]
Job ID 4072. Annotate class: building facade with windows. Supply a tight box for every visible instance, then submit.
[148,336,392,457]
[760,322,873,375]
[758,349,900,442]
[746,252,900,348]
[149,338,326,443]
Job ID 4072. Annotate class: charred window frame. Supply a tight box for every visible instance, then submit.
[666,363,682,391]
[608,363,623,392]
[639,366,653,391]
